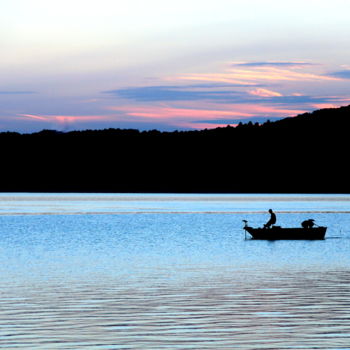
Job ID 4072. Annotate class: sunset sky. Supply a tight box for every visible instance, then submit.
[1,0,350,132]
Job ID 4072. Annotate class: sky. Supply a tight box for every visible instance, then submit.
[1,0,350,132]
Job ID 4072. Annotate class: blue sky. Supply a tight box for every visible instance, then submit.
[1,0,350,132]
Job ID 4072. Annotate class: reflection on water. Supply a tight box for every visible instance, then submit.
[1,194,350,349]
[2,269,350,349]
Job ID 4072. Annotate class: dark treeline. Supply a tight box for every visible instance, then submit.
[1,105,350,193]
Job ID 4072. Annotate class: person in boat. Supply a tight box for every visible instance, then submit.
[301,219,315,229]
[264,209,276,228]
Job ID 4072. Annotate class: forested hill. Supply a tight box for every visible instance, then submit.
[1,105,350,193]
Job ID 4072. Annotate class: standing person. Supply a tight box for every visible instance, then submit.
[264,209,276,228]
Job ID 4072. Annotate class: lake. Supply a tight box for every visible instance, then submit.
[1,193,350,349]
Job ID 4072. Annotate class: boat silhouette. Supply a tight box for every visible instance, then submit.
[243,220,327,240]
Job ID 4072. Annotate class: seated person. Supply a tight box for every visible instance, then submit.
[264,209,276,228]
[302,219,315,229]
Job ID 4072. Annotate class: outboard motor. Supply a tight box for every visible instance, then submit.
[243,220,249,239]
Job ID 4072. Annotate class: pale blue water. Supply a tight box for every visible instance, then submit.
[1,193,350,349]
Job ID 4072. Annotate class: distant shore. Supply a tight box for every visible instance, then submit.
[1,105,349,193]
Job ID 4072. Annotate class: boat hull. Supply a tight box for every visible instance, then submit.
[245,226,327,240]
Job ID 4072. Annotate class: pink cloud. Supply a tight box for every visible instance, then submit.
[231,104,306,116]
[19,114,48,121]
[17,113,117,131]
[173,73,256,85]
[19,114,111,123]
[312,103,342,109]
[107,103,310,130]
[229,67,341,82]
[249,88,283,97]
[109,106,254,120]
[175,64,341,86]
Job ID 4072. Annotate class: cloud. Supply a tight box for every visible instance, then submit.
[104,84,342,107]
[256,95,343,105]
[19,114,108,122]
[108,105,253,119]
[0,91,36,94]
[232,61,315,68]
[245,95,339,105]
[174,83,262,88]
[328,70,350,79]
[178,66,340,85]
[103,85,244,102]
[175,73,257,85]
[106,86,241,102]
[14,113,189,132]
[228,68,338,82]
[5,60,347,133]
[249,88,283,97]
[106,104,310,130]
[18,113,114,131]
[19,114,48,121]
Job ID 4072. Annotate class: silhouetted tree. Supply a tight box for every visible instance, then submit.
[0,105,349,193]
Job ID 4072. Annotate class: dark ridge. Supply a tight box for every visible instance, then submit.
[1,105,349,193]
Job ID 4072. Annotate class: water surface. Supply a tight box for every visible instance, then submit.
[1,193,350,349]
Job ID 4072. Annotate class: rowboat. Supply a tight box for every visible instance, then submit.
[244,225,327,240]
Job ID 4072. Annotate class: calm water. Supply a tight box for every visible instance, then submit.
[1,193,350,349]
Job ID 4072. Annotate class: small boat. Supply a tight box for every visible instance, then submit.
[243,221,327,240]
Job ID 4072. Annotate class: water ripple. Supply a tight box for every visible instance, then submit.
[1,270,350,349]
